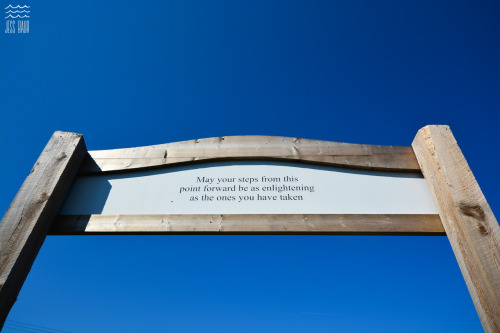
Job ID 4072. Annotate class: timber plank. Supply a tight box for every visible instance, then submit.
[412,125,500,332]
[0,132,87,329]
[51,214,444,235]
[79,136,420,174]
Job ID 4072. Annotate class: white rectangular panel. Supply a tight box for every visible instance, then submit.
[60,162,438,215]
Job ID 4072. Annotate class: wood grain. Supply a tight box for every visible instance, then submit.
[51,214,444,235]
[0,132,87,330]
[412,125,500,332]
[80,136,420,174]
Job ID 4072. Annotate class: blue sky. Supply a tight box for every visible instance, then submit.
[1,1,499,332]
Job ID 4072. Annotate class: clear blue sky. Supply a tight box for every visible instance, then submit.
[1,1,499,332]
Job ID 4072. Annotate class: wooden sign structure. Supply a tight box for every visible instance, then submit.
[0,125,498,331]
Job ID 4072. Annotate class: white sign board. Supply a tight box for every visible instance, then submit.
[61,161,437,215]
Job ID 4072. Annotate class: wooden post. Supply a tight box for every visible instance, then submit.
[412,125,500,332]
[0,132,87,330]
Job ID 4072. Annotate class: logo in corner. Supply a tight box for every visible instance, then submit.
[5,4,30,34]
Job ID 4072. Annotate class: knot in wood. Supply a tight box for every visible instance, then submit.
[458,202,486,221]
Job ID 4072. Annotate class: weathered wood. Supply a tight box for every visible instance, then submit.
[51,214,444,235]
[0,132,87,330]
[80,136,420,174]
[412,125,500,332]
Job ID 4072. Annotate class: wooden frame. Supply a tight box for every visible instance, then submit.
[0,126,498,331]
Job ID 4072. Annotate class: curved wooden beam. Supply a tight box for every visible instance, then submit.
[80,136,420,174]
